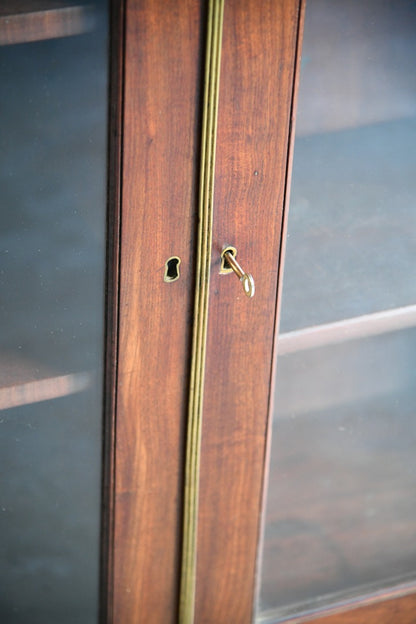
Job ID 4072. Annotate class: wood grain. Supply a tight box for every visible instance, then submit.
[113,1,204,622]
[194,1,303,621]
[0,2,94,45]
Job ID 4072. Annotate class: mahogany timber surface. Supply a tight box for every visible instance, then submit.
[113,1,204,622]
[194,1,303,622]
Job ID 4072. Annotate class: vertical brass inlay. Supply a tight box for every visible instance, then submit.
[179,1,224,622]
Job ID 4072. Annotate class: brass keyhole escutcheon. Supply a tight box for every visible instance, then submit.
[220,246,237,274]
[164,256,181,282]
[220,247,255,298]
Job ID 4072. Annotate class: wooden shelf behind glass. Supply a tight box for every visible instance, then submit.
[0,355,91,410]
[0,1,94,45]
[278,304,416,355]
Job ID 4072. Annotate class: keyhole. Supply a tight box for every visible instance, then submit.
[164,256,181,282]
[220,246,237,274]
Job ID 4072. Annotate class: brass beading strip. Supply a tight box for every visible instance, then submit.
[179,1,224,622]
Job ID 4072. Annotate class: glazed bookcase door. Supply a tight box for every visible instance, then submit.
[185,0,305,622]
[112,1,416,623]
[0,3,110,622]
[186,0,416,623]
[111,1,205,623]
[187,1,416,624]
[256,1,416,623]
[112,1,304,622]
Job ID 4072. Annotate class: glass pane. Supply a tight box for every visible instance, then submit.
[0,3,108,622]
[257,0,416,621]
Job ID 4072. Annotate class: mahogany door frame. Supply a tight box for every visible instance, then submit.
[197,1,416,623]
[105,1,416,622]
[190,0,305,621]
[105,0,206,622]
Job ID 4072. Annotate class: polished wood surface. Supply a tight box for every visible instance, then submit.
[194,1,303,621]
[113,1,204,622]
[0,2,94,45]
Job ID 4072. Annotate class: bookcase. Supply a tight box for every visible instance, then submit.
[2,1,415,623]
